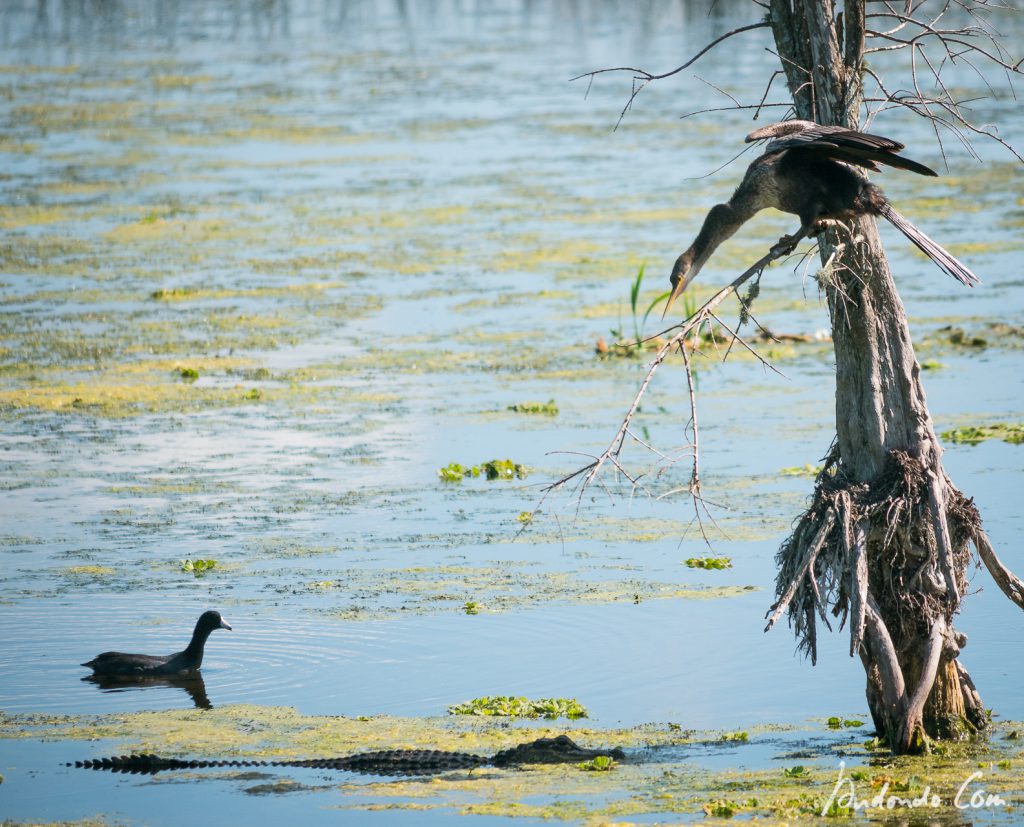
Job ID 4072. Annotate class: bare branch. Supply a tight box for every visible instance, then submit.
[543,228,812,520]
[569,21,770,129]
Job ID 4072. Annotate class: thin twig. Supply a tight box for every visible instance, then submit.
[569,21,770,129]
[543,229,810,522]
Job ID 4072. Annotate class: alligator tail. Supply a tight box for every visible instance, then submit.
[70,749,489,776]
[71,754,266,774]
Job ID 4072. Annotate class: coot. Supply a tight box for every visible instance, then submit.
[82,610,232,676]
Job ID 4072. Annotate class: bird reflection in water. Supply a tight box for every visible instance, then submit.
[82,672,212,710]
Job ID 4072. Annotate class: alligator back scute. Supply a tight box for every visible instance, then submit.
[69,736,622,777]
[334,748,487,773]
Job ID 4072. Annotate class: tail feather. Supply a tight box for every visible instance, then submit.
[878,203,979,287]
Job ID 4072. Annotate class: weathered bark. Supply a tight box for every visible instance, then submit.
[766,0,993,753]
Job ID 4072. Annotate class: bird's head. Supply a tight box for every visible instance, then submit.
[198,610,232,633]
[662,248,699,319]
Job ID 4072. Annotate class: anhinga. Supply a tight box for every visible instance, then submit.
[663,120,979,315]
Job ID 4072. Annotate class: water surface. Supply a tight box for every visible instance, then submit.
[1,1,1023,824]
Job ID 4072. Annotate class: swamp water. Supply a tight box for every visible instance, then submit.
[1,1,1023,824]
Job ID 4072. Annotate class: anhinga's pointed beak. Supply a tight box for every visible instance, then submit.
[661,254,694,320]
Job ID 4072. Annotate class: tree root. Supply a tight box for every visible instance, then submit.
[973,529,1024,610]
[769,448,1024,753]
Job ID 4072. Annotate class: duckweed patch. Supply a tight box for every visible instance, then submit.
[447,697,588,720]
[826,717,866,729]
[437,460,527,482]
[507,399,558,415]
[684,556,732,570]
[779,464,822,477]
[578,755,617,771]
[180,559,217,576]
[942,423,1024,446]
[301,562,757,619]
[63,565,116,577]
[921,322,1024,352]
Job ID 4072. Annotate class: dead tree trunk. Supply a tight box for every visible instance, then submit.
[765,0,1005,753]
[567,0,1024,757]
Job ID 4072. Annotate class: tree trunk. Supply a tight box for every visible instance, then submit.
[766,0,987,753]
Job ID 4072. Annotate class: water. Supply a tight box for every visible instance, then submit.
[1,1,1023,824]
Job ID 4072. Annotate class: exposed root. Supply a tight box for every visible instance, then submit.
[769,447,1019,752]
[973,529,1024,610]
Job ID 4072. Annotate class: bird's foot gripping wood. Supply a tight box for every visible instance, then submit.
[770,232,805,258]
[808,218,840,237]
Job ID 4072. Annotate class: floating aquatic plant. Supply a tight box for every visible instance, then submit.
[447,696,588,720]
[826,716,865,729]
[578,755,617,772]
[181,559,217,576]
[437,459,527,482]
[941,423,1024,446]
[507,399,558,415]
[684,556,732,570]
[778,464,822,477]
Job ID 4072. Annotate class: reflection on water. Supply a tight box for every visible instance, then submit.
[82,672,212,710]
[4,0,753,51]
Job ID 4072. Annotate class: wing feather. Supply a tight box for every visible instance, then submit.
[746,121,937,177]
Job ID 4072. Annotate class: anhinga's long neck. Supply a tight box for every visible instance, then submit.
[668,194,762,308]
[688,201,756,273]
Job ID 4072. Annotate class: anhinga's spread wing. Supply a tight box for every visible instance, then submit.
[745,120,938,177]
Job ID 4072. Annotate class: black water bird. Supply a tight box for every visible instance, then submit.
[663,120,979,315]
[82,610,232,677]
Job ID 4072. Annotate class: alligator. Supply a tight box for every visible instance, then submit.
[70,734,625,777]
